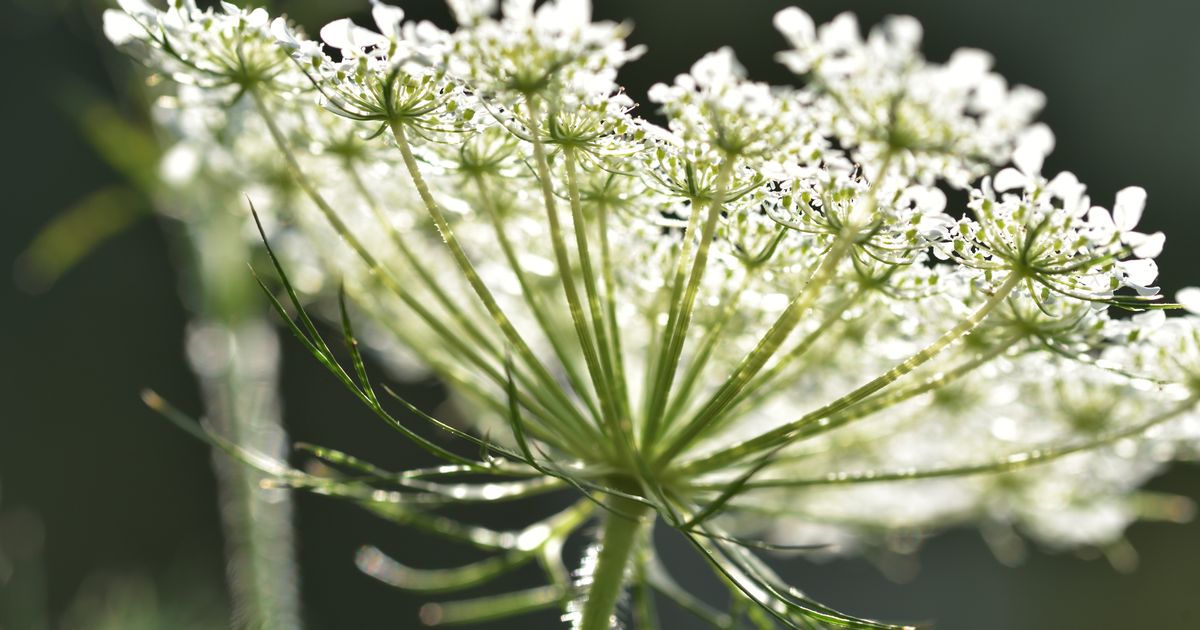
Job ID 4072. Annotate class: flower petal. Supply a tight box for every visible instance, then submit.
[992,167,1025,192]
[117,0,156,17]
[1012,123,1054,176]
[320,18,388,53]
[1129,231,1165,259]
[103,9,143,45]
[1113,186,1147,232]
[1118,258,1156,295]
[371,1,406,39]
[774,7,815,49]
[1177,287,1200,315]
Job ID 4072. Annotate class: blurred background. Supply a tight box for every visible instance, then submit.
[2,0,1199,628]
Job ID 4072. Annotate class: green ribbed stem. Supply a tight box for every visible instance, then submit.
[579,495,652,630]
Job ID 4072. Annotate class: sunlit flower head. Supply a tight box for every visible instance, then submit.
[107,2,1200,628]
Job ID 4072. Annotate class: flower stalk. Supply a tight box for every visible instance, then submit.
[182,209,300,630]
[577,494,653,630]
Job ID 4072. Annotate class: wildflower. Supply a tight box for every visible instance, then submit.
[774,8,1046,188]
[106,2,1200,629]
[105,0,289,97]
[445,0,644,102]
[271,10,470,135]
[648,47,815,165]
[956,145,1164,306]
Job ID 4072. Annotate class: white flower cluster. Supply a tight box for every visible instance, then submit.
[774,8,1046,187]
[104,0,290,95]
[107,1,1200,627]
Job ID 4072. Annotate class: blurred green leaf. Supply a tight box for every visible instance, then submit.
[15,185,147,292]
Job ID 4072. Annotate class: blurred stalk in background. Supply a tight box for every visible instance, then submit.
[6,0,384,626]
[179,201,299,630]
[22,80,304,630]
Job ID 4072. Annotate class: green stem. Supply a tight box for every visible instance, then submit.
[181,205,299,629]
[661,148,912,465]
[524,99,618,436]
[690,272,1023,472]
[250,92,488,376]
[578,495,652,630]
[643,159,736,447]
[597,201,631,415]
[662,279,752,423]
[717,286,867,424]
[250,90,581,447]
[564,147,627,424]
[345,161,498,357]
[190,319,300,630]
[711,394,1200,490]
[683,335,1025,477]
[656,234,854,465]
[472,173,602,421]
[389,121,600,451]
[640,201,702,428]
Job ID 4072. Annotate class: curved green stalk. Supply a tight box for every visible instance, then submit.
[472,172,601,421]
[250,89,591,450]
[564,147,628,424]
[719,286,867,422]
[390,122,601,449]
[421,586,565,627]
[523,98,620,440]
[683,335,1025,484]
[709,395,1200,490]
[656,235,855,465]
[662,279,753,423]
[691,272,1023,471]
[248,93,505,396]
[354,285,574,447]
[642,160,735,448]
[640,200,703,427]
[596,201,631,418]
[344,161,499,359]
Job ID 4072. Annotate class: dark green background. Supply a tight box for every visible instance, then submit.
[3,1,1199,628]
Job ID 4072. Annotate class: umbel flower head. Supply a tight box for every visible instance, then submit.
[108,2,1200,628]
